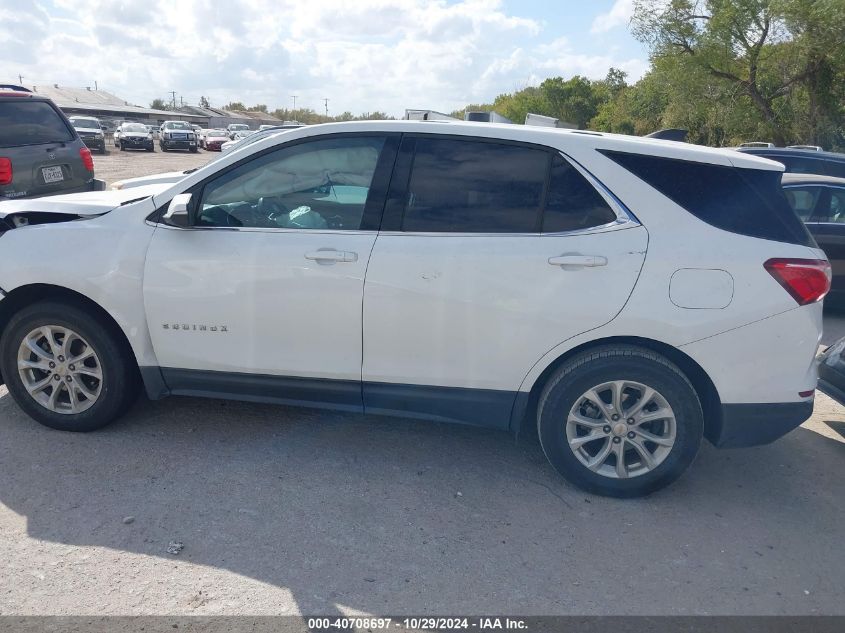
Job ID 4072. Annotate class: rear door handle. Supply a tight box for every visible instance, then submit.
[548,254,608,268]
[304,249,358,263]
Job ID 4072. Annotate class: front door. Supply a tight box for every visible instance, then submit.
[143,134,397,408]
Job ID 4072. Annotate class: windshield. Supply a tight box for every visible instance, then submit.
[71,118,99,129]
[123,123,148,132]
[164,121,191,130]
[0,101,74,147]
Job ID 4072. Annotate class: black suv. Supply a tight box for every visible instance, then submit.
[0,85,105,200]
[738,146,845,178]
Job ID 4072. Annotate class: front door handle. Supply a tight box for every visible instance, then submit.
[304,249,358,263]
[548,254,608,268]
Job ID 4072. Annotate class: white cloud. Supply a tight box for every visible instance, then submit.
[2,0,647,117]
[591,0,635,34]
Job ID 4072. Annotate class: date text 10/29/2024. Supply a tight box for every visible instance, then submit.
[307,617,528,631]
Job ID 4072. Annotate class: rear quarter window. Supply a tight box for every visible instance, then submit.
[0,100,75,147]
[600,150,815,247]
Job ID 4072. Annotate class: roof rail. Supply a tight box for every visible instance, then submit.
[787,145,823,152]
[524,113,576,129]
[0,84,32,93]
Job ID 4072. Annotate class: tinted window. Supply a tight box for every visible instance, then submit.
[197,136,385,230]
[813,188,845,223]
[601,150,814,246]
[402,138,548,233]
[825,161,845,179]
[783,186,821,220]
[776,156,826,175]
[543,155,617,232]
[0,101,74,147]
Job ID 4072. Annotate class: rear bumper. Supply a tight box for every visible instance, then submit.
[1,178,104,200]
[707,400,813,448]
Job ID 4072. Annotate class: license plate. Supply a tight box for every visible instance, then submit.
[42,166,64,183]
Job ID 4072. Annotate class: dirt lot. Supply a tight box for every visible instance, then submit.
[93,143,216,187]
[0,312,843,616]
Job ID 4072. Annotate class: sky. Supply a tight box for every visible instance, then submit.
[0,0,647,117]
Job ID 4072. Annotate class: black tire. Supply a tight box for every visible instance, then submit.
[119,141,125,151]
[537,345,703,498]
[0,301,140,432]
[160,144,168,152]
[189,146,198,153]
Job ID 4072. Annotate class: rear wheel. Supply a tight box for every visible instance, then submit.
[0,301,140,432]
[537,346,703,497]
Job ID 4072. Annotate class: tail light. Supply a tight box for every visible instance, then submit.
[79,146,94,172]
[764,258,831,305]
[0,157,11,185]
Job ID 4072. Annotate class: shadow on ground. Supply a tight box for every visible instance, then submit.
[0,391,843,615]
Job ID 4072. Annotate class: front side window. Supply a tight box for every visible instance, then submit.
[812,188,845,223]
[783,186,821,220]
[401,138,548,233]
[197,136,386,230]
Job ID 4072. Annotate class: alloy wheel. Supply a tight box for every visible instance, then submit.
[16,325,103,414]
[565,380,676,479]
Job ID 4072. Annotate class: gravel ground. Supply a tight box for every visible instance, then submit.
[0,311,843,616]
[93,142,216,187]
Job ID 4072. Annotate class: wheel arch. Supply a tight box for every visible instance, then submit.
[0,284,140,386]
[511,336,723,444]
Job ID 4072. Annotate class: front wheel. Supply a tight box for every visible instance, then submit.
[537,346,703,498]
[0,301,140,432]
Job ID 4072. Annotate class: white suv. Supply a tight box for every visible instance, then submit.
[0,121,829,497]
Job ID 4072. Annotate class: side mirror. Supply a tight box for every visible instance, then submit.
[162,193,192,228]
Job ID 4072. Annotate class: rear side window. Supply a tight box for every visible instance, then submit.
[773,155,825,175]
[825,161,845,179]
[600,150,814,246]
[402,138,548,233]
[543,155,617,232]
[0,100,74,147]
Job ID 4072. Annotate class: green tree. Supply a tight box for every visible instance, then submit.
[150,98,169,110]
[247,104,268,113]
[223,101,246,111]
[632,0,845,145]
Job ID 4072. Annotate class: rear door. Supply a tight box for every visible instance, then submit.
[362,135,648,427]
[0,98,89,198]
